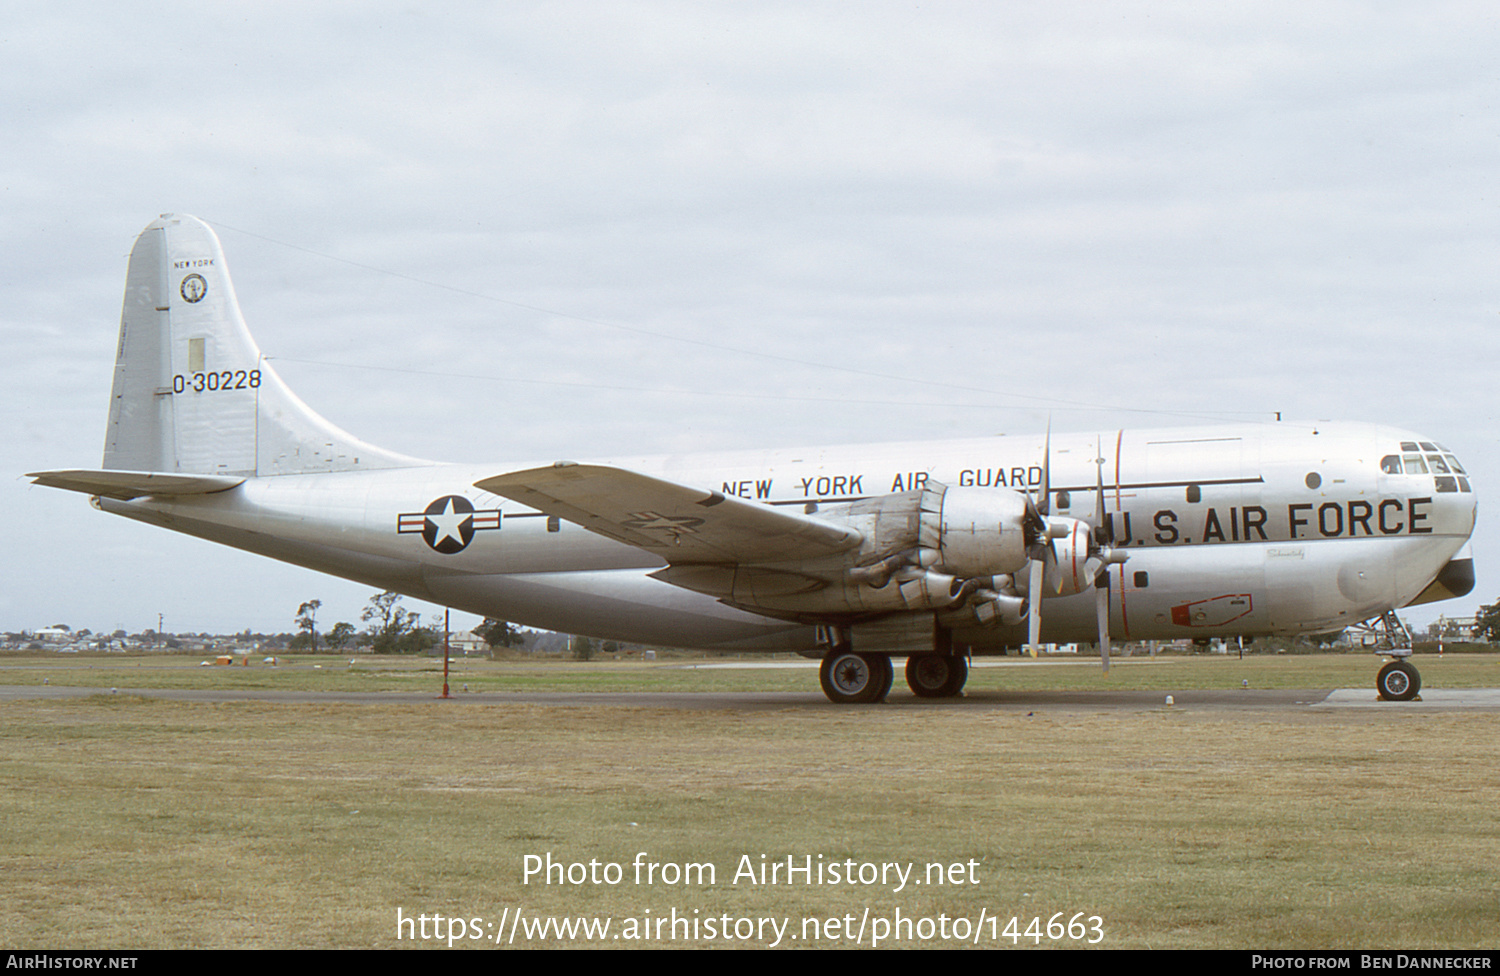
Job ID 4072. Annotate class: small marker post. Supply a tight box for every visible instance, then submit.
[441,607,451,699]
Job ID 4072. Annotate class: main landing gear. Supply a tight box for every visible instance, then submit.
[816,624,971,704]
[818,650,893,704]
[817,651,972,703]
[905,653,969,698]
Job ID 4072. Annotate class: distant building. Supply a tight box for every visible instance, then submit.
[445,630,487,655]
[1433,615,1478,641]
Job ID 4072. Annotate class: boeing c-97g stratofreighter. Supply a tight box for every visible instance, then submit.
[30,215,1477,703]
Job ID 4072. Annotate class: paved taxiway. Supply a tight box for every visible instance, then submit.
[6,684,1500,711]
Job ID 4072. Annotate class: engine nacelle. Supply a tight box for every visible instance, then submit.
[933,488,1031,578]
[654,480,1120,624]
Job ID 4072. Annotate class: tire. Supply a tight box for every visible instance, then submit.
[820,651,892,704]
[873,653,894,702]
[1376,660,1421,701]
[905,654,969,698]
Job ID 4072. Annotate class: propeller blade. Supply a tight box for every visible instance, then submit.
[1089,435,1122,553]
[1095,568,1111,674]
[1038,421,1052,516]
[1094,436,1110,538]
[1022,493,1046,550]
[1047,537,1063,594]
[1027,557,1044,657]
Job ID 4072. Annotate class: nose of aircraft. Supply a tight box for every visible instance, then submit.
[1384,433,1477,605]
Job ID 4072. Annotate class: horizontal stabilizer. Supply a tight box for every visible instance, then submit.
[476,464,862,564]
[27,469,244,501]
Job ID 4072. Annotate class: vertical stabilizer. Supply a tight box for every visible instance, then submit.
[103,214,421,475]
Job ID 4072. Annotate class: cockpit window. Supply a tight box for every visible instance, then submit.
[1385,447,1471,491]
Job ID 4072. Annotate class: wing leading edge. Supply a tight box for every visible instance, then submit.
[475,463,861,565]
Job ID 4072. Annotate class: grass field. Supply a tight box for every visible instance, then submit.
[6,646,1500,694]
[2,652,1497,949]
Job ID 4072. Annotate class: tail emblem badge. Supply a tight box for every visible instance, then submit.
[180,274,207,303]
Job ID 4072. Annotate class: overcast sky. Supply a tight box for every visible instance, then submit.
[4,2,1497,637]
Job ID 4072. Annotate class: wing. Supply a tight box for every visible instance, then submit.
[27,469,245,501]
[475,463,861,564]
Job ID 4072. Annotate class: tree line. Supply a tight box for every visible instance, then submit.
[292,592,528,654]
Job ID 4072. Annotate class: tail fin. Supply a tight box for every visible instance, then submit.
[103,214,420,476]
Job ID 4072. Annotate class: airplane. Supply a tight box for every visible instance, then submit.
[29,214,1477,704]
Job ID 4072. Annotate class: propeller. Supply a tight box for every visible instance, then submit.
[1024,427,1053,658]
[1086,437,1128,673]
[1024,432,1128,668]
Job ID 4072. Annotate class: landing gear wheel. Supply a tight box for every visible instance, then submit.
[905,654,969,698]
[820,652,893,704]
[1376,660,1421,701]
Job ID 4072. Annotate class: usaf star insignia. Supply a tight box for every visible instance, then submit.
[620,512,705,533]
[397,495,501,554]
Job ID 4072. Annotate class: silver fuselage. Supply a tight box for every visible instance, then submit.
[98,421,1475,653]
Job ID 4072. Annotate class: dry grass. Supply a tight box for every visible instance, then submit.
[5,648,1500,694]
[1,689,1497,949]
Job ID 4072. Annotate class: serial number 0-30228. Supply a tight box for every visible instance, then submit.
[172,370,261,394]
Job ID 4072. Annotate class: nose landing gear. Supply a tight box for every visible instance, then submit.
[1376,659,1421,701]
[1355,610,1423,702]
